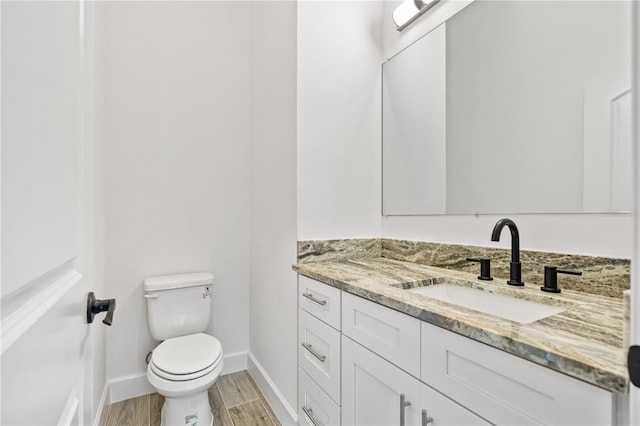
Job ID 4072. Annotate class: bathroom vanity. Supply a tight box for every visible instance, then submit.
[294,258,628,425]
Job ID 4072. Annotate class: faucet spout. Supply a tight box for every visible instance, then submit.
[491,218,524,286]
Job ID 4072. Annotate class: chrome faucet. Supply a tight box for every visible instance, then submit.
[491,218,524,286]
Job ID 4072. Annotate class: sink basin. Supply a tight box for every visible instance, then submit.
[407,283,566,324]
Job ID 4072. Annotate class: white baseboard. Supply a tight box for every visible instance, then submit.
[108,373,154,404]
[107,351,248,404]
[221,350,248,375]
[247,352,297,426]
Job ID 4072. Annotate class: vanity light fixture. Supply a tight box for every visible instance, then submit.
[393,0,440,31]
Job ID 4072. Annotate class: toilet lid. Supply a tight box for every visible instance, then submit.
[152,333,222,375]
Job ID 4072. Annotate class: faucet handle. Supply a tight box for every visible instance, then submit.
[541,266,582,293]
[466,258,493,281]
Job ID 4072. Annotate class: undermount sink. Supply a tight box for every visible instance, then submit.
[407,282,566,324]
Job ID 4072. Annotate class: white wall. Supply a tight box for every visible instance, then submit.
[297,1,384,240]
[102,1,251,383]
[249,3,298,422]
[102,2,301,418]
[382,214,633,258]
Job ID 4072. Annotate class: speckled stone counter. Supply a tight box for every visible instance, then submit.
[293,257,628,393]
[298,238,631,298]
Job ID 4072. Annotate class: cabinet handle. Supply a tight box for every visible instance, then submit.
[400,393,411,426]
[302,405,320,426]
[302,293,327,306]
[422,409,434,426]
[301,342,327,362]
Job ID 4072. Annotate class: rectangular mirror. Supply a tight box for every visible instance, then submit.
[382,0,631,215]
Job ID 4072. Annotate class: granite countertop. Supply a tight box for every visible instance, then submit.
[293,257,627,393]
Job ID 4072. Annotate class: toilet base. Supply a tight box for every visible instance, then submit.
[160,390,212,426]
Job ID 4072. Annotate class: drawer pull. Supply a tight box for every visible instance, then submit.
[302,342,327,362]
[421,409,434,426]
[302,293,327,306]
[400,393,411,426]
[302,405,320,426]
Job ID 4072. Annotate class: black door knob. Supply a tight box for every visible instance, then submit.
[87,292,116,326]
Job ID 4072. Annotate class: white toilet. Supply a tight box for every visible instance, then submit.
[144,272,224,426]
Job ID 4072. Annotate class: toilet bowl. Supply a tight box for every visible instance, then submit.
[148,333,224,396]
[144,272,222,426]
[147,334,224,426]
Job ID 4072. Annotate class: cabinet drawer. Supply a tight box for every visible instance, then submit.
[299,309,341,404]
[299,275,341,330]
[421,322,613,425]
[299,367,341,426]
[420,383,490,426]
[342,292,420,378]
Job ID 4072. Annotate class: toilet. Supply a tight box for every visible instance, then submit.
[144,272,224,426]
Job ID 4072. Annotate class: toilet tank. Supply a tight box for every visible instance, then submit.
[144,272,214,341]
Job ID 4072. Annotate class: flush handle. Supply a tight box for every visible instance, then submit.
[87,292,116,326]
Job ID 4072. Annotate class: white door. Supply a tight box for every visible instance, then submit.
[342,336,420,426]
[1,1,102,424]
[631,2,640,425]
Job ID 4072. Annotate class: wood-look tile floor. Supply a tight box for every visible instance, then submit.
[100,371,281,426]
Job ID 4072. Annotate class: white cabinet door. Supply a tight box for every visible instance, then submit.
[420,383,490,426]
[342,335,420,426]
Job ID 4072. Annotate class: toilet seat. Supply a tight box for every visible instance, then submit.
[150,357,220,382]
[150,333,222,381]
[147,354,224,400]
